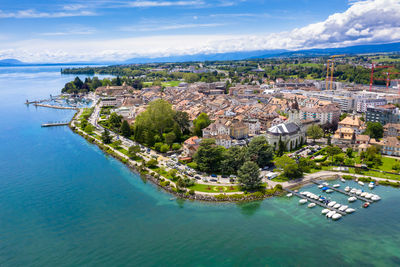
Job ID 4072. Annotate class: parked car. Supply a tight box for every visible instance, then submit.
[195,176,201,180]
[210,178,217,182]
[221,175,228,178]
[211,174,217,178]
[202,178,208,182]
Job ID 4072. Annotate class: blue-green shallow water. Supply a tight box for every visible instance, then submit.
[1,66,400,267]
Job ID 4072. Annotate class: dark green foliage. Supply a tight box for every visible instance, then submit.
[101,129,112,144]
[120,120,131,137]
[220,146,247,175]
[237,161,262,190]
[247,136,274,168]
[193,113,211,137]
[364,122,384,139]
[193,139,225,173]
[275,156,303,179]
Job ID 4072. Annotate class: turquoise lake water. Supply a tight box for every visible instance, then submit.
[0,66,400,266]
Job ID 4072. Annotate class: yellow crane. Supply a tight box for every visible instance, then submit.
[326,54,345,90]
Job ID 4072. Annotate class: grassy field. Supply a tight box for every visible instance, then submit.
[143,80,181,87]
[189,183,240,193]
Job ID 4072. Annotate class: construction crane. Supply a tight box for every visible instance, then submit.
[369,63,394,91]
[325,55,345,90]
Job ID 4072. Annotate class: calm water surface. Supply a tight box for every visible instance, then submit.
[0,66,400,266]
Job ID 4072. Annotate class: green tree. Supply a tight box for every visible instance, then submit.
[164,132,176,145]
[84,124,94,134]
[146,159,158,168]
[276,136,286,157]
[364,122,384,139]
[120,120,131,138]
[247,136,274,168]
[172,143,181,151]
[193,139,225,173]
[307,124,323,143]
[174,111,190,135]
[275,156,303,179]
[128,145,141,159]
[298,157,316,173]
[237,161,262,190]
[101,129,112,144]
[193,113,211,137]
[160,144,170,153]
[346,147,353,158]
[220,146,247,174]
[326,145,342,162]
[108,112,122,130]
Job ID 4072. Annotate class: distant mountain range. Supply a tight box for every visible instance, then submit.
[1,42,400,66]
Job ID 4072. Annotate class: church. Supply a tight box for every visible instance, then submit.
[265,99,314,151]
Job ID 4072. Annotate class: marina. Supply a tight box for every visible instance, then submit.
[312,180,375,203]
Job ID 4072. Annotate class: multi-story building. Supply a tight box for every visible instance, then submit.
[300,103,340,125]
[338,115,365,135]
[383,123,400,137]
[366,104,400,125]
[356,98,387,113]
[372,137,400,156]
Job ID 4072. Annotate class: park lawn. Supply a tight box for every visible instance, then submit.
[353,155,399,172]
[162,81,180,87]
[189,183,241,193]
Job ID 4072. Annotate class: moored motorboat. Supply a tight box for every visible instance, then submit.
[332,213,342,220]
[356,190,362,195]
[350,189,357,194]
[318,185,323,189]
[348,196,357,202]
[321,209,330,215]
[365,193,372,199]
[371,195,381,201]
[286,193,293,197]
[299,199,307,204]
[323,182,329,186]
[358,181,364,186]
[363,202,370,208]
[360,192,367,197]
[345,208,356,213]
[308,203,316,208]
[339,205,348,211]
[369,183,374,189]
[327,201,336,207]
[341,178,346,183]
[333,203,341,209]
[326,189,333,193]
[345,186,350,192]
[333,184,340,188]
[327,210,336,218]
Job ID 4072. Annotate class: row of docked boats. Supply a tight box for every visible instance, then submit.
[344,186,381,201]
[356,180,376,189]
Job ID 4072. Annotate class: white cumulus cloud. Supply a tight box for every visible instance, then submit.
[0,0,399,62]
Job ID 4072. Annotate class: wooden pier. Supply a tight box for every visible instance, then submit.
[41,122,69,127]
[312,181,373,203]
[284,188,347,215]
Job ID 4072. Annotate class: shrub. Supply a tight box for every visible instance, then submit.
[160,144,170,153]
[187,162,198,169]
[188,189,195,195]
[342,175,354,180]
[172,143,181,151]
[146,159,158,168]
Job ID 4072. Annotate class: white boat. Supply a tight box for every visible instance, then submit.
[332,213,342,220]
[286,193,293,197]
[356,190,362,195]
[341,178,346,182]
[323,182,329,186]
[339,205,348,211]
[308,203,316,208]
[360,192,367,197]
[327,211,336,218]
[333,203,341,209]
[333,184,340,188]
[369,184,374,189]
[344,186,350,192]
[345,208,356,213]
[350,189,357,194]
[365,193,372,199]
[348,197,357,202]
[321,209,330,215]
[318,185,324,189]
[371,195,381,201]
[299,199,307,204]
[358,181,364,186]
[326,189,334,193]
[327,201,336,207]
[300,191,307,195]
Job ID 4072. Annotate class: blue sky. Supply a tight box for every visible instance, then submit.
[0,0,399,62]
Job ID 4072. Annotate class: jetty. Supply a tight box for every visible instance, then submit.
[283,188,346,215]
[312,180,373,203]
[41,122,69,127]
[34,103,78,110]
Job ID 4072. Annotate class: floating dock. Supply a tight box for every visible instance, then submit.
[312,181,373,203]
[34,103,78,110]
[283,188,346,215]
